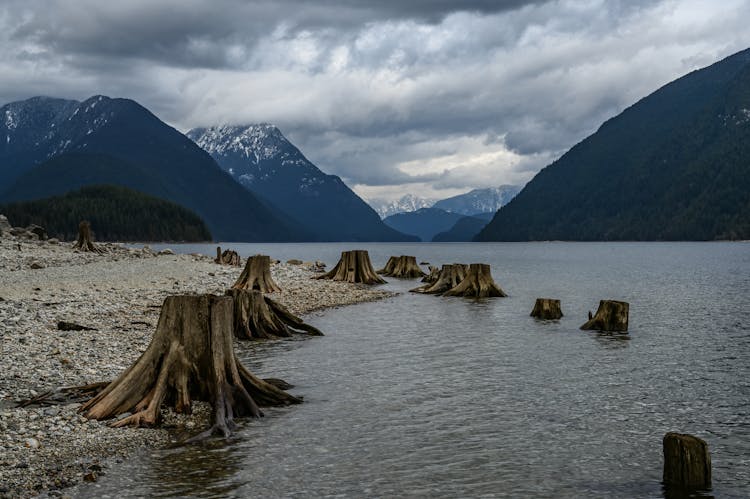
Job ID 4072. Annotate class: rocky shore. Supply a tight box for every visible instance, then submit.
[0,221,392,498]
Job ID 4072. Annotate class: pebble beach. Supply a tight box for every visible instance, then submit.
[0,226,391,498]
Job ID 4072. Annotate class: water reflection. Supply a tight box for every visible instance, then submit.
[591,330,631,349]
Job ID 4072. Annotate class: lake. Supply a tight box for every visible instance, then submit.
[78,242,750,498]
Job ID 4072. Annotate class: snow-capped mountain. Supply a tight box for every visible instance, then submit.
[187,125,417,242]
[0,95,307,241]
[370,194,436,219]
[432,185,522,215]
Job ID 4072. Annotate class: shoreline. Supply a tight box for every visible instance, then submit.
[0,233,392,498]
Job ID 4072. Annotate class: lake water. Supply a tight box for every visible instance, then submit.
[77,243,749,498]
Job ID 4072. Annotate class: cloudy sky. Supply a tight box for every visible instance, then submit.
[2,0,749,202]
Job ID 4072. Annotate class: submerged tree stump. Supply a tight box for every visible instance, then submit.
[316,250,385,285]
[410,264,468,294]
[580,300,629,331]
[444,263,507,298]
[378,255,426,278]
[663,432,711,489]
[422,265,440,283]
[232,254,281,293]
[73,221,104,254]
[530,298,563,320]
[226,289,323,339]
[80,295,300,439]
[215,246,240,266]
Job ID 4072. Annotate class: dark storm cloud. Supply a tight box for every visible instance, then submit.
[1,0,749,200]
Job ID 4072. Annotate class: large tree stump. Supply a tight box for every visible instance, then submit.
[316,250,385,285]
[444,263,507,298]
[580,300,629,331]
[410,264,468,294]
[72,221,104,254]
[226,289,323,339]
[232,254,281,293]
[663,432,711,489]
[530,298,563,320]
[215,246,240,266]
[80,295,300,439]
[378,255,426,278]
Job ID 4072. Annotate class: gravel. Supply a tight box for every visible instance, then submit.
[0,231,392,498]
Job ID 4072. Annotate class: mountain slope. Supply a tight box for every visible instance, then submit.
[1,184,211,242]
[1,95,307,241]
[432,212,493,242]
[382,208,465,242]
[187,125,416,242]
[433,185,521,216]
[477,48,750,241]
[370,194,436,219]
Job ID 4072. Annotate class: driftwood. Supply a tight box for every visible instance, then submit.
[226,288,323,339]
[411,264,468,294]
[444,264,507,298]
[580,300,629,331]
[17,382,109,408]
[57,321,97,331]
[378,255,426,278]
[215,246,240,266]
[232,254,281,293]
[316,250,385,285]
[663,432,711,489]
[73,221,104,254]
[80,294,300,439]
[421,265,440,283]
[530,298,563,320]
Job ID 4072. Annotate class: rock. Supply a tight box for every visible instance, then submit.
[83,472,98,482]
[287,259,303,265]
[26,224,48,240]
[29,261,46,270]
[24,437,40,449]
[47,238,60,244]
[0,214,11,234]
[158,248,175,255]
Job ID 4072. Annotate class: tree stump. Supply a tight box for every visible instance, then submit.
[80,295,300,439]
[410,264,468,294]
[226,289,323,339]
[72,221,104,254]
[378,255,426,278]
[663,432,711,489]
[580,300,629,331]
[421,265,440,283]
[215,246,240,266]
[232,254,281,293]
[530,298,563,320]
[316,250,385,285]
[444,263,507,298]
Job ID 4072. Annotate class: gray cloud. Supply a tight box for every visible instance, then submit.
[1,0,749,200]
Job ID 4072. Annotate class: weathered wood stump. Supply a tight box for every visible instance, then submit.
[410,264,468,294]
[421,265,440,283]
[378,255,426,278]
[226,288,323,339]
[73,221,104,254]
[580,300,629,331]
[316,250,385,285]
[232,254,281,293]
[215,246,240,266]
[530,298,563,320]
[80,294,300,439]
[663,432,711,489]
[444,263,507,298]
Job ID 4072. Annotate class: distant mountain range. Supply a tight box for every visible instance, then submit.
[383,208,466,242]
[187,125,414,241]
[477,47,750,241]
[0,96,305,241]
[371,185,521,220]
[432,212,494,242]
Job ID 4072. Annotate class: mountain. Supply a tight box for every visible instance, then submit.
[433,185,521,216]
[432,212,494,242]
[0,95,307,241]
[382,208,465,242]
[370,194,436,219]
[477,48,750,241]
[1,184,211,242]
[187,125,416,242]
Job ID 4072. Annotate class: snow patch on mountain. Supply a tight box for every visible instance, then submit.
[370,194,436,219]
[432,185,522,216]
